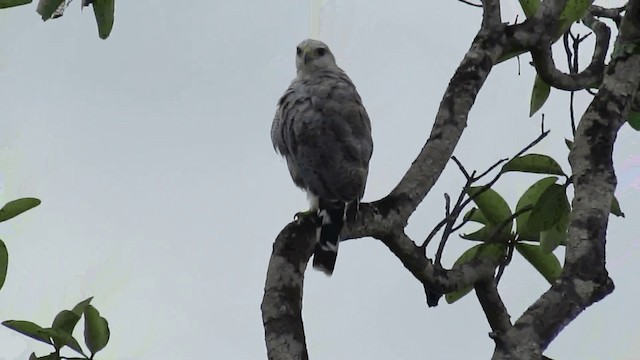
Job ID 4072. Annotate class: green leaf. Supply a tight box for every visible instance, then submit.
[33,353,60,360]
[628,111,640,131]
[0,239,7,291]
[445,247,481,304]
[462,208,488,225]
[0,0,32,8]
[528,184,570,232]
[71,296,94,317]
[557,0,592,35]
[530,74,551,117]
[501,154,565,176]
[610,196,624,217]
[36,0,64,20]
[93,0,115,39]
[466,187,513,226]
[461,208,512,243]
[540,210,569,253]
[84,305,110,355]
[445,244,506,304]
[516,243,562,283]
[445,285,473,305]
[2,320,52,345]
[515,177,558,240]
[518,0,540,17]
[0,198,41,223]
[461,224,513,243]
[40,328,85,356]
[51,310,81,350]
[52,310,80,332]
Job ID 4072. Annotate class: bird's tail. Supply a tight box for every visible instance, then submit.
[313,201,346,276]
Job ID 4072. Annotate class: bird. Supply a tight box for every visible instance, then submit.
[271,39,373,275]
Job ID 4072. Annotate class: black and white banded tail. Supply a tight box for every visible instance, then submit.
[312,200,358,275]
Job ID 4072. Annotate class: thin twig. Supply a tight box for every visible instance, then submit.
[451,208,476,232]
[423,124,549,263]
[422,217,450,251]
[476,158,509,179]
[426,130,549,263]
[444,193,451,216]
[423,178,472,250]
[452,156,471,180]
[483,205,533,244]
[457,0,483,7]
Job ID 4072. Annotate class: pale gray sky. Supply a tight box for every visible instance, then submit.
[0,1,638,359]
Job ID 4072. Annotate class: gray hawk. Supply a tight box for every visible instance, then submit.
[271,39,373,275]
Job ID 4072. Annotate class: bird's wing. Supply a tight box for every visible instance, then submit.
[287,72,373,201]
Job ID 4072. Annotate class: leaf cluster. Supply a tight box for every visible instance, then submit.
[446,152,622,304]
[3,297,110,360]
[0,0,114,39]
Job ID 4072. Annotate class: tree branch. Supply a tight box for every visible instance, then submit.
[458,0,483,8]
[261,1,640,359]
[589,4,627,27]
[531,15,611,91]
[386,19,507,223]
[475,279,512,335]
[262,14,510,356]
[261,220,316,360]
[379,231,501,306]
[492,1,640,358]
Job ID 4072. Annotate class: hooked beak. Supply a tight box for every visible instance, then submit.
[303,49,312,64]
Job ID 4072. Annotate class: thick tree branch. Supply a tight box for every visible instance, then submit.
[499,0,570,61]
[379,231,501,305]
[387,20,507,223]
[589,4,627,27]
[531,15,611,91]
[475,279,512,335]
[481,0,502,28]
[261,1,640,358]
[263,10,509,357]
[492,2,640,358]
[261,220,316,360]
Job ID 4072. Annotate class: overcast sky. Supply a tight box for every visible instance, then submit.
[0,1,638,359]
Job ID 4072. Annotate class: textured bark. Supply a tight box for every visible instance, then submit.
[531,15,611,91]
[262,5,507,356]
[262,0,640,359]
[262,220,315,360]
[492,1,640,359]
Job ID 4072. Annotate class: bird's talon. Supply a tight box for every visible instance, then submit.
[294,209,317,223]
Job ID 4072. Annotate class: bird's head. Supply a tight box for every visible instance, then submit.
[295,39,337,74]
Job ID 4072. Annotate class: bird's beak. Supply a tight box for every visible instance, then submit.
[303,48,312,64]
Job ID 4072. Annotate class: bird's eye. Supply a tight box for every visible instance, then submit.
[296,47,302,56]
[316,48,326,56]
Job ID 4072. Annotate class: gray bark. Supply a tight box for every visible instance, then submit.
[262,0,640,359]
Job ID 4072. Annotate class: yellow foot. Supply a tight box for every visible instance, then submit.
[294,209,318,224]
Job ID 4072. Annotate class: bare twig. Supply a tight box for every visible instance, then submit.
[428,130,548,264]
[452,155,471,180]
[497,235,517,286]
[476,158,509,180]
[458,0,482,7]
[444,193,451,217]
[451,208,476,232]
